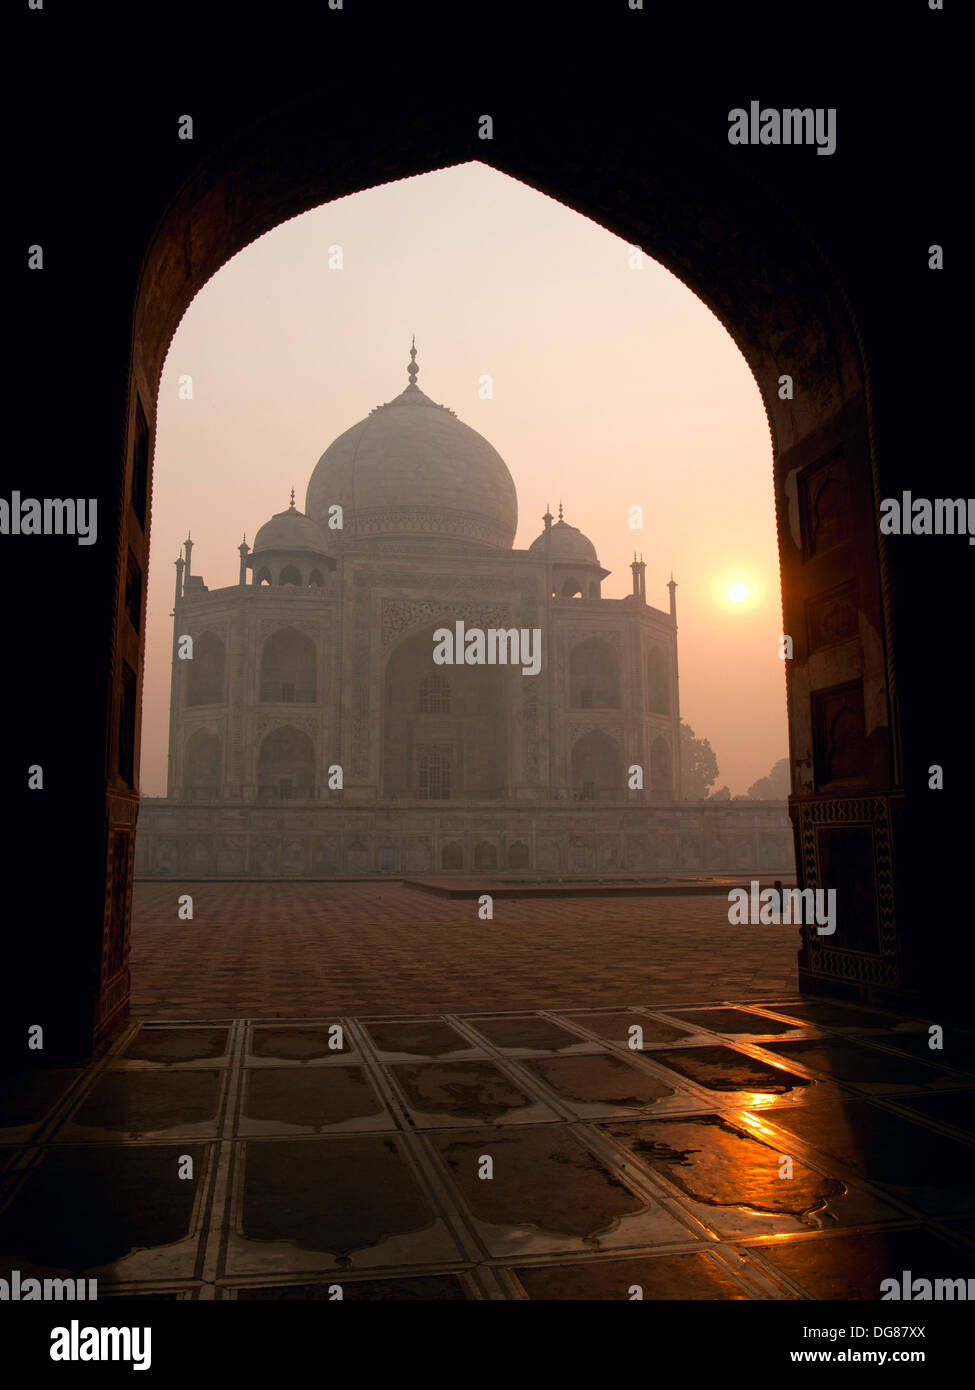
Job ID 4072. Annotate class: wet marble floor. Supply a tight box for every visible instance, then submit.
[1,997,973,1299]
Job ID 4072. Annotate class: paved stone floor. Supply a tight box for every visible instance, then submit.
[3,1000,974,1299]
[2,885,973,1299]
[130,881,802,1017]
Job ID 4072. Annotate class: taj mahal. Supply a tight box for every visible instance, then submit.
[134,344,794,880]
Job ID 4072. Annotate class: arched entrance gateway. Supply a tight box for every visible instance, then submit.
[15,89,964,1057]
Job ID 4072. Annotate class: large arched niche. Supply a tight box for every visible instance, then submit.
[93,95,903,1050]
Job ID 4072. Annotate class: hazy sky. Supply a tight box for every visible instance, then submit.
[142,162,786,796]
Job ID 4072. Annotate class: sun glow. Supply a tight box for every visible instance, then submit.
[710,566,766,614]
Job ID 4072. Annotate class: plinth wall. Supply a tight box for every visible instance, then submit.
[134,799,796,879]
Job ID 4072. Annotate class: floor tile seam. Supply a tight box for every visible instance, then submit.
[534,1019,761,1107]
[726,1111,958,1222]
[438,1014,597,1124]
[854,1094,975,1149]
[701,1035,956,1099]
[705,1242,804,1299]
[339,1018,490,1263]
[840,1033,975,1077]
[197,1021,249,1285]
[0,1024,143,1213]
[563,1119,724,1246]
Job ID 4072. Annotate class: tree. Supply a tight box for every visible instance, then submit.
[710,785,731,800]
[747,756,791,800]
[679,720,719,799]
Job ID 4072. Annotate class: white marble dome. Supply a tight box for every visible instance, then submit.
[252,502,330,555]
[528,514,600,566]
[305,348,518,549]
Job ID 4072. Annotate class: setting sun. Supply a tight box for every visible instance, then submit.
[728,582,751,603]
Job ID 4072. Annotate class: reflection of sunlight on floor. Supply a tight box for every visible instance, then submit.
[740,1110,778,1135]
[742,1093,781,1111]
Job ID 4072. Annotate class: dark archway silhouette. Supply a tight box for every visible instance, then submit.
[36,87,953,1054]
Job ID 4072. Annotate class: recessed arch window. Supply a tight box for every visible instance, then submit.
[650,735,673,798]
[279,565,302,586]
[418,745,451,800]
[257,725,315,800]
[186,631,226,706]
[570,730,622,800]
[569,637,620,709]
[647,646,671,715]
[184,727,221,798]
[419,673,451,714]
[260,627,317,703]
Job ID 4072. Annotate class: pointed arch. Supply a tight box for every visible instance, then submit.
[186,630,226,706]
[257,725,315,800]
[260,626,317,703]
[570,638,620,709]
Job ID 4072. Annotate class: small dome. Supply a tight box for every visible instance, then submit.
[252,502,330,555]
[528,510,599,565]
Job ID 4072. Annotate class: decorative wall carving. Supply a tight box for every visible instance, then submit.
[259,617,323,638]
[382,598,513,649]
[255,714,319,736]
[354,506,512,550]
[797,794,898,988]
[800,451,852,559]
[807,582,859,652]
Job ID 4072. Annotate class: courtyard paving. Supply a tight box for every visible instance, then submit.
[1,885,973,1300]
[129,881,802,1017]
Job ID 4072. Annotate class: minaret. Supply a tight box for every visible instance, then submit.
[238,534,250,586]
[629,553,646,602]
[183,533,193,581]
[668,572,681,798]
[174,552,185,603]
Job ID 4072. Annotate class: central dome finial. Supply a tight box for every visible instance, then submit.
[407,335,418,387]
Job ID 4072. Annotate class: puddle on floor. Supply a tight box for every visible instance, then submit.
[431,1125,645,1240]
[249,1027,351,1062]
[364,1021,477,1057]
[239,1136,447,1264]
[648,1045,810,1096]
[121,1028,229,1065]
[761,1038,957,1089]
[241,1066,388,1132]
[668,1008,801,1036]
[523,1054,675,1109]
[57,1071,222,1138]
[389,1062,549,1124]
[603,1114,844,1222]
